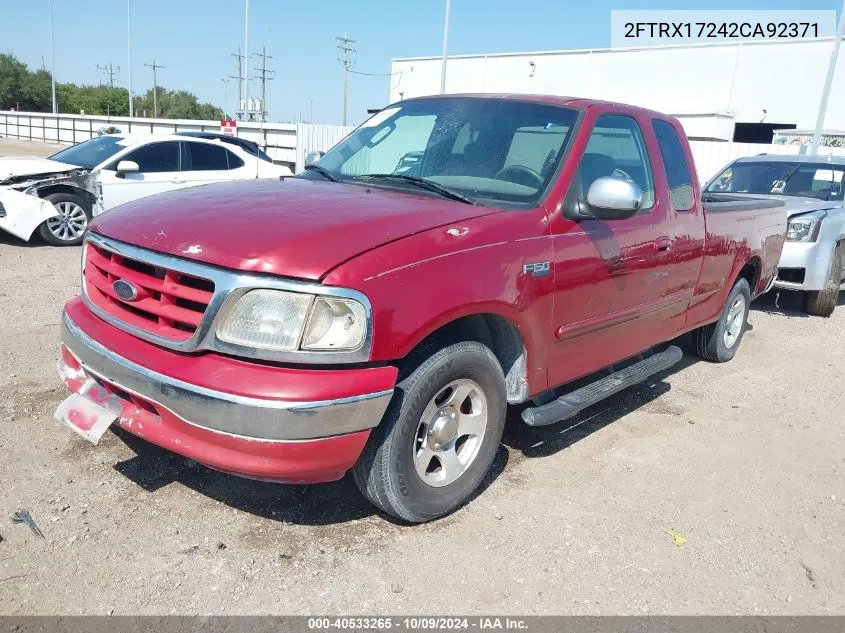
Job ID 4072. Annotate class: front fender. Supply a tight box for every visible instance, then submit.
[0,189,60,241]
[323,209,555,395]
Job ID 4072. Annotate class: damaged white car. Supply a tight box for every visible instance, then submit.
[0,134,291,246]
[0,154,100,246]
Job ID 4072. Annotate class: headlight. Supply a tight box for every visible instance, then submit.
[217,289,313,351]
[302,297,367,350]
[787,210,826,242]
[216,290,368,353]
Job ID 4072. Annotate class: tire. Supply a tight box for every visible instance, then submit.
[803,243,842,318]
[37,192,91,246]
[692,277,751,363]
[352,340,507,523]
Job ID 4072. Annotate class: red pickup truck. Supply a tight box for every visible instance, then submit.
[55,95,785,522]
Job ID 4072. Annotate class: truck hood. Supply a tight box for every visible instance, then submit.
[721,193,843,218]
[89,178,498,280]
[0,157,79,183]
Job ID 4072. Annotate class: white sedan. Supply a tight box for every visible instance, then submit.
[0,134,291,246]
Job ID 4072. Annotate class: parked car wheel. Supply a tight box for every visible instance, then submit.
[352,340,507,523]
[692,277,751,363]
[37,192,91,246]
[803,242,843,318]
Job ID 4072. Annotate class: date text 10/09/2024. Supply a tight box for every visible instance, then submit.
[624,22,819,40]
[307,617,529,630]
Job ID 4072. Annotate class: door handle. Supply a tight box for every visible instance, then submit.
[654,237,672,253]
[171,179,186,184]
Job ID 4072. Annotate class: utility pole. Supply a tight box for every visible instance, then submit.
[253,46,275,122]
[144,60,164,118]
[127,0,134,117]
[221,78,230,118]
[243,0,250,121]
[809,1,845,155]
[229,48,244,120]
[97,63,120,88]
[335,33,356,126]
[49,0,57,114]
[439,0,452,94]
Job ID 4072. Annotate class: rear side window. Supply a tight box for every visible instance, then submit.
[653,120,695,211]
[226,150,244,169]
[121,141,180,173]
[184,142,229,171]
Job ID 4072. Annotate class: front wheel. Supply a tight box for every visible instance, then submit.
[692,277,751,363]
[803,242,842,317]
[352,340,507,523]
[37,192,91,246]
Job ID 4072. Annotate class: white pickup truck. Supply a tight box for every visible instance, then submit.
[705,154,845,316]
[0,134,290,246]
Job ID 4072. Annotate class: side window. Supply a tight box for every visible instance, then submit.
[184,142,229,171]
[226,149,244,169]
[653,119,695,211]
[580,114,655,212]
[120,142,180,173]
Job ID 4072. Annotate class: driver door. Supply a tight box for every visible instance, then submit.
[546,111,674,388]
[99,141,182,211]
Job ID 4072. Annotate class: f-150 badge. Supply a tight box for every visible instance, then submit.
[522,261,550,277]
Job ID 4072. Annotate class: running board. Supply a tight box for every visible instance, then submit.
[521,346,683,427]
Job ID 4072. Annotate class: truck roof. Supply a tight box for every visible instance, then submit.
[401,93,675,120]
[733,153,845,166]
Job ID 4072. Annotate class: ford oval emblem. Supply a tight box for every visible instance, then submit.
[113,279,139,302]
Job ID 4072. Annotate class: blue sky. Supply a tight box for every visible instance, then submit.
[1,0,842,125]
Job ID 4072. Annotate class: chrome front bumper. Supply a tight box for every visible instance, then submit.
[60,312,394,441]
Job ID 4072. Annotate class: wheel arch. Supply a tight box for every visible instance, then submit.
[397,310,530,405]
[36,184,96,210]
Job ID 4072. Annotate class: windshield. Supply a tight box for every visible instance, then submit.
[706,161,845,201]
[303,97,580,207]
[49,136,125,169]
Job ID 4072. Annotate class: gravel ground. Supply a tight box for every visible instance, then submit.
[0,139,843,616]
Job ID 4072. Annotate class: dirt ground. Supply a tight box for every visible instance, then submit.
[0,138,843,616]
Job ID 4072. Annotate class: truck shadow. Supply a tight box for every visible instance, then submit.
[501,352,699,459]
[110,425,509,527]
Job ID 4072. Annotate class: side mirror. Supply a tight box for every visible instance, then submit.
[584,176,642,220]
[304,151,324,167]
[115,160,139,177]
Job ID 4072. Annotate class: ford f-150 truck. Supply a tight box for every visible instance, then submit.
[54,95,786,523]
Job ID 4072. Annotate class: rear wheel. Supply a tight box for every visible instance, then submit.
[37,192,91,246]
[803,242,842,317]
[692,277,751,362]
[352,340,506,523]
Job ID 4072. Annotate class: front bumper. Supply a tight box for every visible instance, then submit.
[57,298,398,483]
[774,240,836,291]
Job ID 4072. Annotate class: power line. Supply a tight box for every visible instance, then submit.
[347,69,400,77]
[253,45,275,122]
[335,33,356,126]
[97,63,120,88]
[144,59,165,118]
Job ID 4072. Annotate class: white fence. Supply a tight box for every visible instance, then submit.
[690,140,845,184]
[0,110,352,173]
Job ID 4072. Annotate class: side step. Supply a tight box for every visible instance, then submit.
[521,345,683,427]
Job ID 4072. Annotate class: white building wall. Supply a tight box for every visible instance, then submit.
[390,38,845,135]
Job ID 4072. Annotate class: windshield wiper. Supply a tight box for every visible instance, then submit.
[353,173,479,205]
[304,163,340,182]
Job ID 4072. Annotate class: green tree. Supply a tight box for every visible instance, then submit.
[2,53,221,119]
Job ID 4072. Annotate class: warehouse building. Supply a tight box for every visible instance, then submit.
[389,37,845,144]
